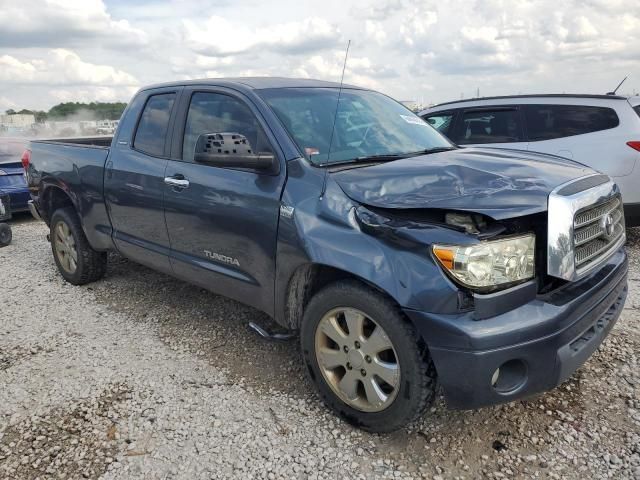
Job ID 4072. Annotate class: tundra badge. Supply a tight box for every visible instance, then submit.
[204,250,240,267]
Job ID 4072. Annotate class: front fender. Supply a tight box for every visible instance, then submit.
[274,173,465,327]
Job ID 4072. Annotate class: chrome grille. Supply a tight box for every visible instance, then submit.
[548,176,625,281]
[573,195,625,270]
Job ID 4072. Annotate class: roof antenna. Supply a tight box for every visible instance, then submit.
[320,40,350,198]
[607,76,627,95]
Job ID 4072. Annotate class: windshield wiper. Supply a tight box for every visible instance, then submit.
[405,146,457,157]
[351,153,409,162]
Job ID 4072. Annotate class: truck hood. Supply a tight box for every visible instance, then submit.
[331,147,593,220]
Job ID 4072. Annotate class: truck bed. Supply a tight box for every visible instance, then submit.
[35,136,113,148]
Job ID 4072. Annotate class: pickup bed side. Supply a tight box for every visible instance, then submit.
[30,139,114,251]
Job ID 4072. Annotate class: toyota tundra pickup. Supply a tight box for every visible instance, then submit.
[25,78,628,432]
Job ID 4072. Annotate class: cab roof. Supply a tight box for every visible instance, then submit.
[140,77,364,92]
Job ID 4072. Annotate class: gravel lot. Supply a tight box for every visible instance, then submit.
[1,216,639,479]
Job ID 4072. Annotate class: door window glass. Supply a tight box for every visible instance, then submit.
[524,104,619,141]
[133,93,176,157]
[423,113,454,136]
[182,92,272,161]
[457,109,523,144]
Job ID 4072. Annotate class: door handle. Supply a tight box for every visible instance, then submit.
[164,176,190,189]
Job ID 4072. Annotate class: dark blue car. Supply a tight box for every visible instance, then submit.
[0,138,30,212]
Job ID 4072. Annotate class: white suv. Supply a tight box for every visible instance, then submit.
[420,95,640,226]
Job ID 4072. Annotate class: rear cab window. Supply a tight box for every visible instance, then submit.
[133,93,177,157]
[524,104,619,141]
[454,108,524,144]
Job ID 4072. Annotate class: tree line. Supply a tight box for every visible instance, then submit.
[4,102,127,122]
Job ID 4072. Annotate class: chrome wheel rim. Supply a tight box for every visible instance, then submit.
[314,307,400,412]
[53,221,78,274]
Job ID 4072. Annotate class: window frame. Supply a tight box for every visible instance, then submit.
[452,105,526,145]
[522,103,620,142]
[170,86,282,175]
[422,110,458,138]
[132,90,180,159]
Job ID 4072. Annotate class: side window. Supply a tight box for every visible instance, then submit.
[424,112,454,137]
[133,93,176,157]
[632,105,640,119]
[456,109,523,144]
[524,104,619,141]
[182,92,273,162]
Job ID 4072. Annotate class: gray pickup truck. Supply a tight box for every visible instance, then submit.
[25,78,627,432]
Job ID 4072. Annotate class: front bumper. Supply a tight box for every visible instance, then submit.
[405,248,628,410]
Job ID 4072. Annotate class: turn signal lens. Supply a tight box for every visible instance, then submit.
[433,234,536,290]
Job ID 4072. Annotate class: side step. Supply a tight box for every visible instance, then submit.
[248,321,295,342]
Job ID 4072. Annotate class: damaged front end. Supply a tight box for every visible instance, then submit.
[353,204,559,319]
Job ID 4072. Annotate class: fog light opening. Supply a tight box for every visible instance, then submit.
[491,359,527,394]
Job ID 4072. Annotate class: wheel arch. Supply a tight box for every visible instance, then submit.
[40,184,76,225]
[281,262,403,331]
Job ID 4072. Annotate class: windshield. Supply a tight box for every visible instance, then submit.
[259,88,453,165]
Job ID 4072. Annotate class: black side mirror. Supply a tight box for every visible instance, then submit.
[194,133,276,171]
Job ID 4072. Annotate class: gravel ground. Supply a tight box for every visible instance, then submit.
[1,215,639,480]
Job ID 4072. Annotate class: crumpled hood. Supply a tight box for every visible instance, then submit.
[332,147,594,220]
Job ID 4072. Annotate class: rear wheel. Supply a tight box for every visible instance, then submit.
[50,207,107,285]
[0,223,11,247]
[300,280,437,432]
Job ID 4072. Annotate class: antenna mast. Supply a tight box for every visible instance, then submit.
[608,76,627,95]
[319,40,351,197]
[326,40,351,163]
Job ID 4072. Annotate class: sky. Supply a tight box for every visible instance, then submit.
[0,0,639,112]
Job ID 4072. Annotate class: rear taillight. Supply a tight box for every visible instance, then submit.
[627,141,640,152]
[21,149,31,169]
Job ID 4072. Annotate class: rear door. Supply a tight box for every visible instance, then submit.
[450,106,528,150]
[104,87,181,274]
[163,86,286,315]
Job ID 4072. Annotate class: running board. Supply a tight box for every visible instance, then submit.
[248,321,295,342]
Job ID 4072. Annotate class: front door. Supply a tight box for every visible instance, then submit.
[105,89,180,274]
[163,88,285,315]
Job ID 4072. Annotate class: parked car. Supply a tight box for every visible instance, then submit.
[0,193,12,247]
[420,94,640,226]
[25,78,627,432]
[0,137,30,212]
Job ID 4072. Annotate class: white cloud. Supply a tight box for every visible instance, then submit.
[0,49,138,86]
[0,0,147,48]
[2,0,640,111]
[183,16,341,56]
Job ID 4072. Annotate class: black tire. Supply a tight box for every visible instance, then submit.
[50,207,107,285]
[0,223,11,247]
[300,280,437,433]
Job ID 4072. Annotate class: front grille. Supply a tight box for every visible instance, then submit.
[573,196,624,270]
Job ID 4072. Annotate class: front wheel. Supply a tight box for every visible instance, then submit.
[300,280,437,432]
[50,207,107,285]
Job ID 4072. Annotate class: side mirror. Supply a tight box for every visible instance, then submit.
[194,133,276,171]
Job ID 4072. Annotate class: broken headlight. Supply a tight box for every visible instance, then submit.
[433,234,535,290]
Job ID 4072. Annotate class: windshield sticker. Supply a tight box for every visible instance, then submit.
[400,115,428,126]
[305,147,320,156]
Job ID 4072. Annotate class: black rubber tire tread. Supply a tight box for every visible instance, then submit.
[300,279,437,433]
[50,207,107,285]
[0,223,12,247]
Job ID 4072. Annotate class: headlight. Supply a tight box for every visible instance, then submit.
[433,234,535,290]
